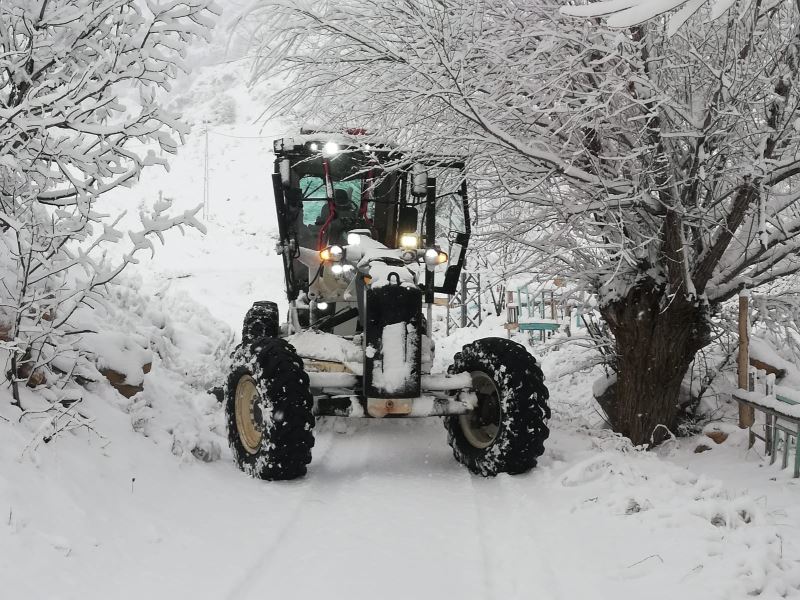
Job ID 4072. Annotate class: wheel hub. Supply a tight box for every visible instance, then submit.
[459,371,501,449]
[235,374,262,454]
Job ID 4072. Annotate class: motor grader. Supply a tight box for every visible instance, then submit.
[225,130,550,479]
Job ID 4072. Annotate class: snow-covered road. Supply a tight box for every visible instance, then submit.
[8,397,797,600]
[208,417,800,600]
[222,419,579,600]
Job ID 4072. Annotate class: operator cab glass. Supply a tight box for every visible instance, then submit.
[299,176,368,227]
[290,152,398,248]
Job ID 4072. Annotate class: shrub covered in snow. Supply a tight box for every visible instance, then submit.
[0,0,219,410]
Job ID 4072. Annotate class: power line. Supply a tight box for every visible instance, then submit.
[208,129,279,140]
[206,55,257,67]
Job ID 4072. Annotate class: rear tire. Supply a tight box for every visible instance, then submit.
[242,301,279,344]
[445,337,550,476]
[225,337,314,480]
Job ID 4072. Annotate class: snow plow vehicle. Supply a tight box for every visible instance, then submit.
[225,130,550,479]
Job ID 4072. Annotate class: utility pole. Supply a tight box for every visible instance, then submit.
[203,121,210,220]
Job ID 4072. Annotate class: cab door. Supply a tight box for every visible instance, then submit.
[434,178,470,295]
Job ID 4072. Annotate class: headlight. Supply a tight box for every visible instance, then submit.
[424,248,448,267]
[331,264,344,275]
[323,141,340,154]
[308,142,319,151]
[319,245,344,262]
[400,233,418,249]
[316,301,329,310]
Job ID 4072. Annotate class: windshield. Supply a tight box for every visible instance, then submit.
[299,176,364,226]
[287,153,402,248]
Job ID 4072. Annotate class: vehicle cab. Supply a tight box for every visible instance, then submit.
[271,129,471,334]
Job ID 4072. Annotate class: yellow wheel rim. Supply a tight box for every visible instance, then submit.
[235,374,262,454]
[459,371,501,449]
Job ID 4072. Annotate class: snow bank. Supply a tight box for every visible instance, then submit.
[23,273,235,462]
[560,446,800,597]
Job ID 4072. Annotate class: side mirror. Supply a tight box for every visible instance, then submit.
[411,164,427,197]
[280,159,291,186]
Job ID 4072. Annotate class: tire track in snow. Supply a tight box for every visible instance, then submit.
[468,474,517,600]
[224,420,382,599]
[497,474,564,599]
[235,423,379,599]
[228,419,489,600]
[462,469,496,600]
[223,426,342,600]
[468,472,564,600]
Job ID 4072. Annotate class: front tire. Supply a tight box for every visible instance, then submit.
[445,337,550,476]
[225,337,314,480]
[242,301,280,345]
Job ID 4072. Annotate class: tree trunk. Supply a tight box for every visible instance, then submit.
[599,282,709,446]
[9,353,21,409]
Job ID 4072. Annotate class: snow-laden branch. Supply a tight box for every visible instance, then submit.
[561,0,738,33]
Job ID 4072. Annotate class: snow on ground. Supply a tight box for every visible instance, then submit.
[5,331,800,599]
[4,43,800,600]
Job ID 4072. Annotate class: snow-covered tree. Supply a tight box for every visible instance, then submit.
[561,0,744,33]
[1,0,218,406]
[248,0,800,445]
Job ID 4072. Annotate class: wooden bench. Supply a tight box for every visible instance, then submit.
[517,318,561,333]
[505,287,578,341]
[733,371,800,477]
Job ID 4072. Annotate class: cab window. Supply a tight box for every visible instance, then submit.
[299,175,370,226]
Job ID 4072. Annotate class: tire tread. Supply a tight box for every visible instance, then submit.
[445,337,550,476]
[225,337,314,480]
